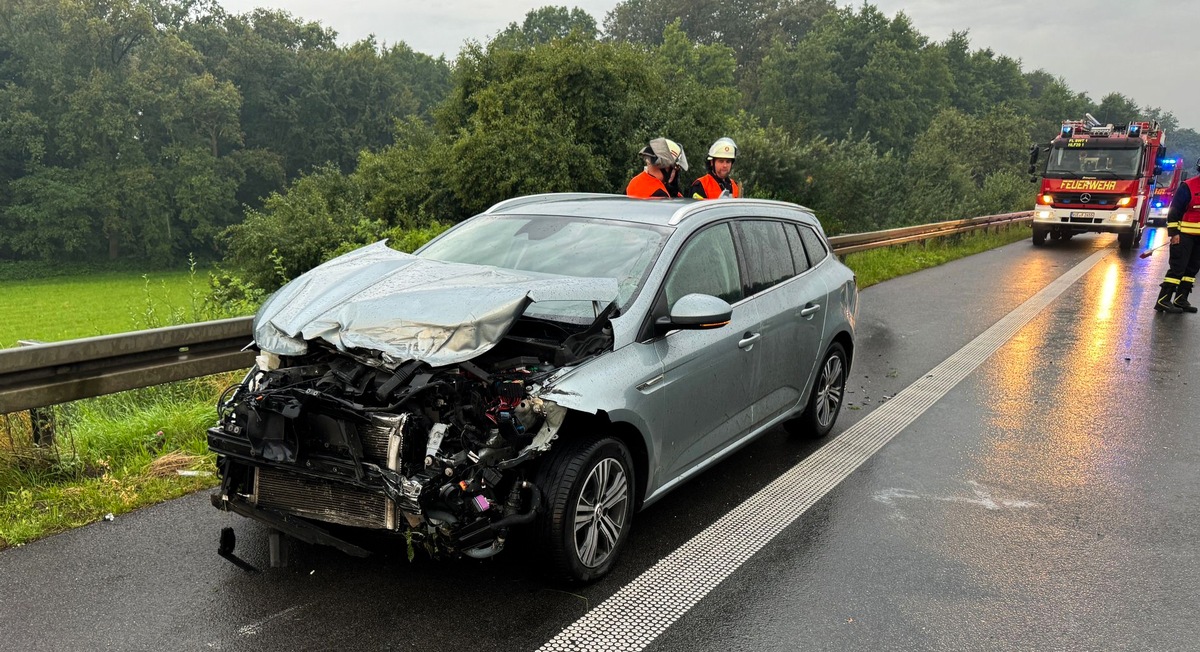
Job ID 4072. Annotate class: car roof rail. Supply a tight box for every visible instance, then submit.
[667,198,816,225]
[483,193,618,214]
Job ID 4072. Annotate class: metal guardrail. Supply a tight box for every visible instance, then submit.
[0,211,1032,413]
[828,210,1032,254]
[0,318,254,414]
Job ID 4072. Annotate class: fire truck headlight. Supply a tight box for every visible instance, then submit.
[1116,196,1133,207]
[1114,213,1132,222]
[1036,210,1054,220]
[1039,194,1054,205]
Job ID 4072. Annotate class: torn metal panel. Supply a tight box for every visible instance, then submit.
[254,241,618,367]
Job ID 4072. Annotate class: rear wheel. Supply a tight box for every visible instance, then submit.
[535,436,634,584]
[786,342,848,439]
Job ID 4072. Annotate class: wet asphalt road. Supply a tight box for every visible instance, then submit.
[1,229,1198,651]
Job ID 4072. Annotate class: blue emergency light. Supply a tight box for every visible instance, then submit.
[1162,157,1178,170]
[1128,123,1141,136]
[1061,125,1073,137]
[1154,200,1165,208]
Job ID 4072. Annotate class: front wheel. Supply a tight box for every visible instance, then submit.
[1032,228,1047,246]
[786,342,848,438]
[535,436,635,584]
[1118,229,1134,251]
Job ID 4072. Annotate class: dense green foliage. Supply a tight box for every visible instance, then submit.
[3,0,1197,291]
[0,0,450,264]
[219,2,1199,291]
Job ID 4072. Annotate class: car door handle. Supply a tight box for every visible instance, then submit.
[738,332,761,349]
[800,303,821,318]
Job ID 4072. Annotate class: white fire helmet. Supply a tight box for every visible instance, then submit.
[707,137,737,162]
[640,138,689,171]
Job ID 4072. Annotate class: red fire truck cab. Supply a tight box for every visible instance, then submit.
[1030,115,1169,250]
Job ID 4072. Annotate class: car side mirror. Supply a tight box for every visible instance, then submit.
[1153,165,1163,176]
[655,293,732,333]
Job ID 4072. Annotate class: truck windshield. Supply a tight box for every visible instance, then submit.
[1045,145,1143,179]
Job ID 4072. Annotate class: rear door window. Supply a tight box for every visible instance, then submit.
[737,220,796,296]
[785,224,812,273]
[798,225,828,265]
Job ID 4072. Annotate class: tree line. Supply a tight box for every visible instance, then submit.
[3,0,1197,291]
[0,0,449,264]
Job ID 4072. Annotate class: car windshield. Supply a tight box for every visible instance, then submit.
[1045,145,1143,179]
[417,214,670,321]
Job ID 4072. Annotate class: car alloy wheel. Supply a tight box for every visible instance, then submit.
[536,436,636,583]
[815,352,844,428]
[574,458,630,568]
[788,342,848,438]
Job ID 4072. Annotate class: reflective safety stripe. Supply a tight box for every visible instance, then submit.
[1165,277,1181,284]
[1184,277,1196,283]
[1180,223,1200,234]
[1167,221,1181,228]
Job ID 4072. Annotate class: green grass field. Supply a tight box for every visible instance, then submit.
[0,268,209,349]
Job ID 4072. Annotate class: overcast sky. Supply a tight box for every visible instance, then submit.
[214,0,1200,130]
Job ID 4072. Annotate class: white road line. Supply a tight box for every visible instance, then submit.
[538,248,1112,652]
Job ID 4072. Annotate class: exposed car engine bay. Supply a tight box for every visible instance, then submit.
[208,315,613,562]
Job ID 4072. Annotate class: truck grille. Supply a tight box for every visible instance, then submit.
[1052,193,1123,207]
[255,467,393,530]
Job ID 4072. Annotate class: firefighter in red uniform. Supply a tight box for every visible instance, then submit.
[690,137,741,199]
[1155,158,1200,313]
[626,138,688,198]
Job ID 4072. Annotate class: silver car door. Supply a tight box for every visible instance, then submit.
[651,222,762,481]
[734,219,828,427]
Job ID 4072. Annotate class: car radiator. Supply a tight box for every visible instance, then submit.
[254,467,395,530]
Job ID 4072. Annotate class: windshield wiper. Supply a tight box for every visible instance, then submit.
[1045,171,1081,179]
[1082,170,1127,179]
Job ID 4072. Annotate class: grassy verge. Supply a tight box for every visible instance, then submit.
[0,264,215,349]
[0,224,1031,550]
[842,223,1030,289]
[0,374,236,549]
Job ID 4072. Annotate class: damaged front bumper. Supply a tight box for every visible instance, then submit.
[206,349,563,564]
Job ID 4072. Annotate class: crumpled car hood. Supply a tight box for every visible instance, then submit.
[253,241,619,367]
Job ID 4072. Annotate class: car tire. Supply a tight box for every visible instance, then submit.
[1118,230,1134,251]
[534,436,634,584]
[1032,228,1047,246]
[786,342,848,439]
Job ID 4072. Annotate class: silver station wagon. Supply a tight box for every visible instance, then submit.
[207,193,858,583]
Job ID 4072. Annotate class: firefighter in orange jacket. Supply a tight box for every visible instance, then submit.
[690,137,741,199]
[626,138,688,198]
[1155,159,1200,313]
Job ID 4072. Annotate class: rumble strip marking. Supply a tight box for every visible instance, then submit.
[538,248,1112,652]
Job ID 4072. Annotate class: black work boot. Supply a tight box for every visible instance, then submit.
[1173,285,1199,313]
[1156,284,1183,313]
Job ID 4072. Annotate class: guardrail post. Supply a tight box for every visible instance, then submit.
[17,340,56,446]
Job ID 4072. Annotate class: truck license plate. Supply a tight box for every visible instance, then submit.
[1070,211,1095,218]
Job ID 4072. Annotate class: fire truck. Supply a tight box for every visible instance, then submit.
[1147,155,1184,226]
[1029,114,1170,250]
